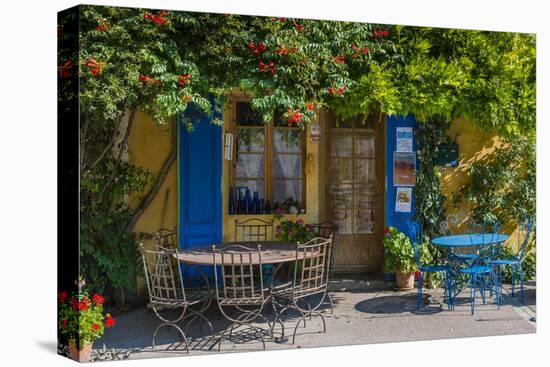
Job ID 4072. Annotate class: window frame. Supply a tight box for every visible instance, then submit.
[230,95,307,211]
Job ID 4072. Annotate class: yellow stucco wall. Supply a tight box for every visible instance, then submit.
[439,117,518,240]
[127,112,178,243]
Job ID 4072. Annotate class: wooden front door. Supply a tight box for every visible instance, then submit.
[325,113,385,273]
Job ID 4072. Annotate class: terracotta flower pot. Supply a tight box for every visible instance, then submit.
[69,340,93,362]
[395,271,415,290]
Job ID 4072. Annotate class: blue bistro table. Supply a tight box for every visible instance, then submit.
[432,233,509,311]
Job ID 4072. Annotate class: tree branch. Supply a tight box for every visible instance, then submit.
[125,118,177,233]
[86,112,125,173]
[100,109,137,196]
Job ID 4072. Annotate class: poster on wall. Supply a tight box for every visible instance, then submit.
[393,152,416,186]
[395,187,412,213]
[396,127,413,152]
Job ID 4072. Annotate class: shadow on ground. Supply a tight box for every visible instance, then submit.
[354,293,445,315]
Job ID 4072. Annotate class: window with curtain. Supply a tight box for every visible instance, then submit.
[233,101,306,212]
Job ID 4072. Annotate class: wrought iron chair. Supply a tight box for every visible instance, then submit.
[234,218,274,241]
[235,218,275,286]
[450,222,502,314]
[407,221,451,310]
[153,228,214,318]
[271,236,334,344]
[311,222,338,314]
[440,214,480,262]
[212,244,274,350]
[139,244,213,352]
[153,228,178,250]
[488,218,534,303]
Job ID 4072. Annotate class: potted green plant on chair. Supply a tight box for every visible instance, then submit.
[384,227,420,290]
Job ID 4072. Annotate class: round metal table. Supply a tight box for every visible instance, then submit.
[175,241,305,266]
[431,234,509,248]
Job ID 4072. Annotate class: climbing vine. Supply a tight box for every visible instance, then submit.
[59,5,536,297]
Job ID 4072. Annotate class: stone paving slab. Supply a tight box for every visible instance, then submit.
[94,282,535,361]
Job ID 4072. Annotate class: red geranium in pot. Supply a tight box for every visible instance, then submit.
[58,278,116,362]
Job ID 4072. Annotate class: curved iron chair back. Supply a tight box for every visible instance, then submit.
[292,236,333,301]
[139,244,186,306]
[516,218,535,261]
[153,228,178,251]
[234,218,274,241]
[439,213,464,235]
[407,221,422,267]
[311,222,338,276]
[212,244,266,317]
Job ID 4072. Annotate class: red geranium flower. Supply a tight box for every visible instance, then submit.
[92,293,105,305]
[71,297,78,311]
[58,291,69,303]
[92,323,100,331]
[78,300,89,311]
[105,314,116,328]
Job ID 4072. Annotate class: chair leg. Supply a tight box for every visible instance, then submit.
[511,268,516,297]
[470,274,476,316]
[417,272,423,310]
[481,274,487,305]
[519,264,525,304]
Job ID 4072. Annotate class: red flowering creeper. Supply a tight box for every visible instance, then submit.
[352,44,370,58]
[373,29,390,38]
[327,86,348,96]
[139,74,161,86]
[277,46,288,56]
[178,73,192,86]
[96,20,109,31]
[181,94,193,103]
[258,60,277,75]
[144,10,169,26]
[306,103,316,111]
[292,21,304,31]
[58,60,73,79]
[84,57,103,76]
[247,41,267,56]
[333,54,345,64]
[286,109,304,126]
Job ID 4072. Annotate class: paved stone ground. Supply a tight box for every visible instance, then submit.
[93,281,536,361]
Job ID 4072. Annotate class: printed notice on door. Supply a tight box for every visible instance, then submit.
[395,187,412,213]
[396,127,413,152]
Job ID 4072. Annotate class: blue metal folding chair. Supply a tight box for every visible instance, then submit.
[407,221,451,310]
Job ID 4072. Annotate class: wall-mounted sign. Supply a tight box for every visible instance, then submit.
[393,152,416,186]
[224,132,234,160]
[395,187,412,213]
[396,127,413,152]
[310,123,321,143]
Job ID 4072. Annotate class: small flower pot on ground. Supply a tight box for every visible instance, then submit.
[69,340,93,362]
[395,271,415,290]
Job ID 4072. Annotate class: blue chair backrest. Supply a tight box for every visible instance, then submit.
[407,221,422,267]
[517,218,534,260]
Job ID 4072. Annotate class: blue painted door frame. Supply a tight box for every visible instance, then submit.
[178,104,222,278]
[385,114,419,234]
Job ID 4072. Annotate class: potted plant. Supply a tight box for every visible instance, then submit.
[58,278,116,362]
[383,227,418,290]
[276,218,315,243]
